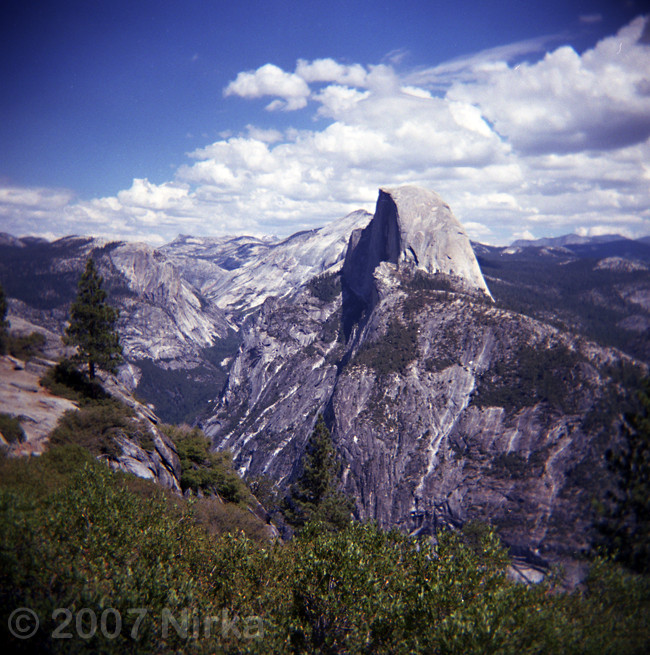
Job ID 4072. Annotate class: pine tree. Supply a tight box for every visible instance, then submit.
[284,415,353,531]
[65,258,123,379]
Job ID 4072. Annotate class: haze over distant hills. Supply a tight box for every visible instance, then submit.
[510,234,628,249]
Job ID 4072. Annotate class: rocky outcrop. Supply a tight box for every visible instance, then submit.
[0,355,77,454]
[0,354,181,492]
[98,371,181,491]
[343,187,491,314]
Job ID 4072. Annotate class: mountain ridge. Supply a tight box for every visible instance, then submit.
[193,186,648,575]
[2,185,649,576]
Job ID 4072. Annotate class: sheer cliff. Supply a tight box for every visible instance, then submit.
[204,186,643,571]
[343,186,491,315]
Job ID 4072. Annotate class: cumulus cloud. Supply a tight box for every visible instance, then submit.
[117,179,189,209]
[224,63,310,110]
[2,17,649,245]
[295,58,368,86]
[447,16,650,154]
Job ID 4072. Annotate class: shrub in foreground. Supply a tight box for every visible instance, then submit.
[0,446,648,654]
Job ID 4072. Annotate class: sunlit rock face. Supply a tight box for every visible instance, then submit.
[343,186,492,312]
[0,354,181,492]
[102,242,230,364]
[204,185,637,575]
[164,209,373,318]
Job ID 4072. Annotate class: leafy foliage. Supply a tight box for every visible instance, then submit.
[5,331,47,361]
[41,359,155,458]
[49,401,152,459]
[64,258,123,378]
[192,496,272,542]
[0,413,25,444]
[40,358,108,404]
[2,450,648,655]
[163,424,250,504]
[283,415,353,531]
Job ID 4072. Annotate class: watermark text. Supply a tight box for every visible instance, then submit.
[7,606,263,642]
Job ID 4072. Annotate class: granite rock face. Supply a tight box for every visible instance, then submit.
[162,209,373,320]
[94,242,231,366]
[204,186,638,570]
[343,187,491,313]
[98,371,181,491]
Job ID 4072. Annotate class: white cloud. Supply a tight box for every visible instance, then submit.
[512,229,536,241]
[313,85,370,118]
[447,17,650,154]
[224,63,310,111]
[295,58,368,86]
[2,18,649,246]
[117,179,189,209]
[245,125,284,143]
[0,186,73,209]
[576,224,633,238]
[0,186,76,239]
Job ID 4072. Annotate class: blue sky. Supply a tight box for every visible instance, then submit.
[1,0,649,244]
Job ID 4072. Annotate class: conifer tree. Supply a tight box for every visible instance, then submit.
[65,258,123,379]
[284,414,353,531]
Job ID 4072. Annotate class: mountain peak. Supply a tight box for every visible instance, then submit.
[343,186,492,308]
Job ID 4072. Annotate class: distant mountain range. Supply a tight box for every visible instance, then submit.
[510,234,628,248]
[2,188,649,577]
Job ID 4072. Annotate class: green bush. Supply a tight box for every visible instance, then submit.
[6,331,46,361]
[40,359,108,404]
[49,401,152,459]
[163,424,250,504]
[1,448,649,654]
[0,413,25,443]
[193,496,272,542]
